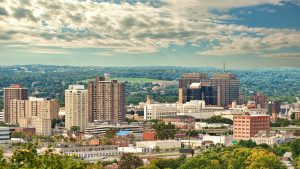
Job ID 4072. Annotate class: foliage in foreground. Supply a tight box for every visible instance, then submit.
[0,144,103,169]
[138,147,286,169]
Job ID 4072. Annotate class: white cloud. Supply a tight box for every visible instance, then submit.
[0,0,299,57]
[260,52,300,58]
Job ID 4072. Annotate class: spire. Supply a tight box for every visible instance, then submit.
[223,61,226,73]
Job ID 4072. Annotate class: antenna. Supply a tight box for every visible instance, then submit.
[223,61,226,73]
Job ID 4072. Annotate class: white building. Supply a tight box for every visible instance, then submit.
[251,130,294,145]
[136,140,181,150]
[118,146,145,153]
[0,112,4,122]
[144,103,177,120]
[195,122,230,129]
[144,100,224,120]
[202,134,233,146]
[65,85,88,131]
[0,127,10,144]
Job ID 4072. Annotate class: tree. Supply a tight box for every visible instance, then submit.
[11,131,25,138]
[118,153,143,169]
[291,139,300,157]
[104,128,118,139]
[70,126,80,133]
[238,140,257,148]
[154,122,177,140]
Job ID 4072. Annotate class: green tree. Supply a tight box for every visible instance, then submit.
[154,122,177,140]
[118,153,143,169]
[70,126,80,133]
[238,140,257,148]
[291,139,300,157]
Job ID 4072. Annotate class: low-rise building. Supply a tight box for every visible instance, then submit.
[162,115,195,129]
[118,146,146,153]
[195,122,230,129]
[0,127,11,144]
[251,130,294,145]
[136,140,181,150]
[61,145,120,159]
[143,131,157,141]
[19,117,51,136]
[14,127,36,136]
[201,134,233,146]
[84,122,143,137]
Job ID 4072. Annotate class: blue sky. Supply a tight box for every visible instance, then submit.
[0,0,299,68]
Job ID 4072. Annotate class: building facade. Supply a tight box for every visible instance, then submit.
[211,74,239,107]
[88,76,125,122]
[178,73,208,103]
[3,84,28,123]
[233,115,270,140]
[65,85,88,131]
[10,97,59,125]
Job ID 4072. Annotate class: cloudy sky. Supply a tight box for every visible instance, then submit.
[0,0,299,68]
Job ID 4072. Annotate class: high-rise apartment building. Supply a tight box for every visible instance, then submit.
[3,84,28,123]
[88,76,125,123]
[10,97,59,125]
[233,115,270,140]
[178,73,209,103]
[65,85,88,131]
[211,74,239,107]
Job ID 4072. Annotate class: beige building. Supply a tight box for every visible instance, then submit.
[9,97,59,125]
[65,85,88,131]
[3,84,28,123]
[19,117,52,135]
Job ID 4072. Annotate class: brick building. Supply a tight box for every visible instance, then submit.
[233,115,270,140]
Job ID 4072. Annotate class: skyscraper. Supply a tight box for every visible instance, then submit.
[65,85,88,131]
[3,84,28,123]
[88,76,125,123]
[211,74,239,107]
[178,73,208,103]
[186,82,217,105]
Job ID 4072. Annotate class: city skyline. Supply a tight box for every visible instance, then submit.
[0,0,299,68]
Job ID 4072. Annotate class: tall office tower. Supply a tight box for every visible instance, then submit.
[178,73,208,103]
[88,76,126,123]
[186,82,217,105]
[3,84,28,123]
[211,74,239,107]
[65,85,88,131]
[10,97,59,125]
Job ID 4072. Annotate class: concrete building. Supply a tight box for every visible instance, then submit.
[144,103,177,120]
[0,127,11,144]
[178,73,208,104]
[61,145,120,159]
[0,112,4,122]
[162,115,195,129]
[84,123,143,137]
[136,140,181,150]
[118,146,145,153]
[144,100,224,120]
[202,134,233,146]
[211,74,239,107]
[177,100,224,119]
[65,85,88,131]
[251,130,294,145]
[88,76,126,123]
[14,127,36,136]
[19,117,51,135]
[3,84,28,123]
[9,97,59,125]
[233,115,270,140]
